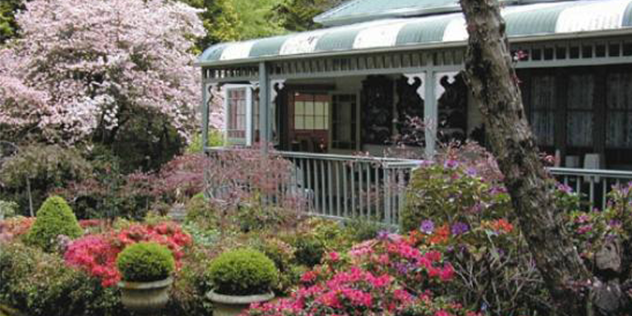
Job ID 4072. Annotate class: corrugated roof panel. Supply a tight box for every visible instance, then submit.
[396,14,457,45]
[504,2,573,36]
[198,0,632,66]
[249,36,291,57]
[623,1,632,26]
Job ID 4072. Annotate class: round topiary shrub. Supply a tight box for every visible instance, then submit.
[116,242,175,282]
[26,195,83,252]
[207,248,278,296]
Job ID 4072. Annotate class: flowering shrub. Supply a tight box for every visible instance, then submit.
[0,216,35,242]
[245,233,478,316]
[64,221,191,286]
[401,161,511,232]
[348,234,455,295]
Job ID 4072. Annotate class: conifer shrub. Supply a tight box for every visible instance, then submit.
[116,242,175,282]
[207,248,278,296]
[26,196,82,252]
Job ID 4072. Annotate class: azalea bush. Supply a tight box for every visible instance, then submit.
[401,160,512,232]
[64,221,191,287]
[0,241,125,316]
[246,232,479,316]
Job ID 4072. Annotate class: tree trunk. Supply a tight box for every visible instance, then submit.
[458,0,591,314]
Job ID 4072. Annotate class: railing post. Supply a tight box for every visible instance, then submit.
[201,69,210,152]
[259,62,270,154]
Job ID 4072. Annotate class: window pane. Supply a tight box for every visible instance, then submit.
[295,116,304,129]
[315,116,324,129]
[305,116,314,129]
[296,101,304,115]
[315,102,324,115]
[567,112,593,147]
[305,101,314,115]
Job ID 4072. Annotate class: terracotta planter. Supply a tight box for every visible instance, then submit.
[118,277,173,315]
[206,290,274,316]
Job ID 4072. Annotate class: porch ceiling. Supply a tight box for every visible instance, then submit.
[197,0,632,67]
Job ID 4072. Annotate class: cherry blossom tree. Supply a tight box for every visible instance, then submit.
[0,0,223,145]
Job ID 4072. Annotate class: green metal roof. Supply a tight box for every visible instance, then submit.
[314,0,581,26]
[198,0,632,67]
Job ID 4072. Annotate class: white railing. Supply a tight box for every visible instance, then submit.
[549,167,632,210]
[204,147,632,224]
[278,151,422,226]
[204,147,422,226]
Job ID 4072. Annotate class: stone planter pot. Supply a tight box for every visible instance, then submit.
[118,277,173,315]
[206,290,275,316]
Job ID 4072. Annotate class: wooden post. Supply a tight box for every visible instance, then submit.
[201,69,209,152]
[424,70,437,158]
[259,62,270,154]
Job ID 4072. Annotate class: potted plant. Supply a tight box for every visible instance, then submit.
[116,242,175,315]
[206,248,278,316]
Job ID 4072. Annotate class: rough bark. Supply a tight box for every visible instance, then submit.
[458,0,592,314]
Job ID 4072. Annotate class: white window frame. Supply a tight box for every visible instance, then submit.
[223,84,254,146]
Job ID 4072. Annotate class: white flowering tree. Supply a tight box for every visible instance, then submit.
[0,0,223,145]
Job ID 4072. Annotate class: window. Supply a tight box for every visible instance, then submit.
[332,94,357,150]
[566,74,594,147]
[529,74,556,146]
[224,85,253,145]
[293,93,329,131]
[606,72,632,148]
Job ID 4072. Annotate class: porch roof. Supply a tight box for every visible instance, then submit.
[197,0,632,67]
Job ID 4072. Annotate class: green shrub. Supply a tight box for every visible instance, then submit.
[207,248,278,296]
[250,237,299,295]
[0,200,18,219]
[26,196,83,252]
[0,144,92,216]
[184,193,217,228]
[343,217,383,243]
[116,242,175,282]
[289,234,325,267]
[0,242,126,316]
[401,163,511,232]
[185,130,224,154]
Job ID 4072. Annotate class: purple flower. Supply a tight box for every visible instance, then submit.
[443,159,459,169]
[420,220,435,234]
[451,222,469,235]
[377,230,390,240]
[466,167,478,177]
[557,183,573,194]
[577,224,593,235]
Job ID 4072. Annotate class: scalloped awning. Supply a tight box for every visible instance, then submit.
[197,0,632,67]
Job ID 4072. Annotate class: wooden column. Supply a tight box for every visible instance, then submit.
[259,62,270,154]
[201,69,209,152]
[424,70,437,158]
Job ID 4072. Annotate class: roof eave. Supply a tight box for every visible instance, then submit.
[195,28,632,68]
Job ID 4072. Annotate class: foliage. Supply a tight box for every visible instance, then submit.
[0,0,211,145]
[0,144,92,215]
[250,237,302,295]
[0,242,125,316]
[26,196,82,252]
[0,0,23,43]
[401,161,511,232]
[0,216,34,243]
[269,0,341,32]
[185,129,225,154]
[65,222,191,287]
[207,248,278,296]
[246,234,478,316]
[180,0,240,50]
[230,0,285,40]
[167,245,214,315]
[0,200,17,219]
[116,242,175,282]
[206,147,307,212]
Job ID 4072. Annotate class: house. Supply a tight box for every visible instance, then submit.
[197,0,632,222]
